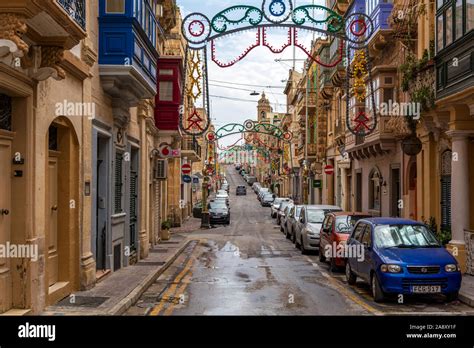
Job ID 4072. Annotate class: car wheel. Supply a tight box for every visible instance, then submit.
[371,274,385,303]
[280,224,284,232]
[291,230,296,244]
[319,245,326,262]
[345,263,357,285]
[285,228,291,240]
[330,258,338,272]
[300,237,308,255]
[295,235,300,249]
[446,292,459,302]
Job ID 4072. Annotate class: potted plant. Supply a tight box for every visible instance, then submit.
[160,220,172,241]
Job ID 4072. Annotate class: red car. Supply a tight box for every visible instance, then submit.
[319,212,372,271]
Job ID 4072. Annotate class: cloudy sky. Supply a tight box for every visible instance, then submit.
[178,0,326,147]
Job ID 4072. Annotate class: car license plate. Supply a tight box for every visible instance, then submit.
[411,285,441,293]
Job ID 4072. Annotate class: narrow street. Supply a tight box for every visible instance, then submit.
[125,167,474,316]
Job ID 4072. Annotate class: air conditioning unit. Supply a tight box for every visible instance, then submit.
[154,159,167,180]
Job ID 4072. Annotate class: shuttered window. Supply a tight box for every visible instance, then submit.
[114,152,123,214]
[441,150,452,230]
[130,168,138,250]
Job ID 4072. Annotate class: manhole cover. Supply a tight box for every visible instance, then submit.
[56,296,109,308]
[136,261,166,266]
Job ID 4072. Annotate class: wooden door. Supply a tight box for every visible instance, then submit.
[0,134,12,312]
[47,154,59,287]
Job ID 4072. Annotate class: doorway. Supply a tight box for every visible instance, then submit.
[355,171,362,212]
[407,159,417,220]
[45,120,79,305]
[0,128,13,313]
[96,136,110,272]
[391,167,401,217]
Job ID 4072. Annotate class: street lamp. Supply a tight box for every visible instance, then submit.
[250,91,260,96]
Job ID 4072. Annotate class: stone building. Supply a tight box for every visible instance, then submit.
[0,0,178,314]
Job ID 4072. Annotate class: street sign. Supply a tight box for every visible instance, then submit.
[182,175,192,183]
[324,165,334,175]
[181,163,192,175]
[313,179,322,188]
[171,149,181,157]
[192,177,199,184]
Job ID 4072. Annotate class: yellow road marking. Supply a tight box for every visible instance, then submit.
[163,271,193,316]
[149,258,194,316]
[319,271,383,315]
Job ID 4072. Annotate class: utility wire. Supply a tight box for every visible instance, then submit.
[209,83,286,95]
[209,79,285,89]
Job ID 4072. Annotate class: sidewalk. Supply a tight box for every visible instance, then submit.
[43,218,202,316]
[459,275,474,307]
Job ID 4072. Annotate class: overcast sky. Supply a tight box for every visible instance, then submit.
[178,0,325,147]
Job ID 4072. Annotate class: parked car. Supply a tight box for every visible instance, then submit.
[276,200,293,225]
[294,205,342,254]
[284,205,304,242]
[258,188,270,201]
[221,183,229,192]
[280,203,294,232]
[345,218,461,303]
[261,193,275,207]
[246,176,257,185]
[270,198,286,218]
[235,164,241,171]
[252,182,261,193]
[208,200,230,225]
[216,190,229,206]
[319,212,372,271]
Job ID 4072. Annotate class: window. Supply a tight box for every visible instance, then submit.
[437,15,444,52]
[468,0,474,31]
[159,81,173,102]
[361,227,372,246]
[106,0,125,13]
[353,223,366,242]
[114,152,123,214]
[446,6,453,46]
[456,0,463,39]
[159,69,174,76]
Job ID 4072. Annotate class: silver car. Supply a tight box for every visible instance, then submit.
[280,203,294,232]
[284,205,303,242]
[294,205,342,254]
[276,200,293,225]
[270,197,290,218]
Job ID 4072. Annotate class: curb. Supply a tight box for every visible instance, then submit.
[107,238,192,315]
[459,292,474,307]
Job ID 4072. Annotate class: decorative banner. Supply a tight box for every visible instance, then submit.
[181,1,378,137]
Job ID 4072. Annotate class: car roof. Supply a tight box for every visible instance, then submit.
[359,217,425,225]
[305,205,342,210]
[330,211,372,217]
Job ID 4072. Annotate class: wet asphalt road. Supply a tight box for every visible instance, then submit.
[125,167,474,316]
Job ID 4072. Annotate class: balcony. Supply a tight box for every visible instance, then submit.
[0,0,87,81]
[99,0,162,126]
[297,91,317,116]
[157,0,177,34]
[182,137,202,162]
[57,0,85,30]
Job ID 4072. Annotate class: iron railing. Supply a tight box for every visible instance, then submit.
[57,0,86,30]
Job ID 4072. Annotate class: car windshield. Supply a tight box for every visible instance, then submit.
[307,210,326,223]
[217,190,227,195]
[273,198,283,205]
[263,194,274,201]
[374,224,440,248]
[280,201,291,210]
[335,215,370,234]
[209,201,227,209]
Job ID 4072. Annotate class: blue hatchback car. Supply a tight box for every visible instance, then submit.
[345,218,461,302]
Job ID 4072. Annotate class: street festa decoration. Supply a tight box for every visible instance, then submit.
[180,0,379,139]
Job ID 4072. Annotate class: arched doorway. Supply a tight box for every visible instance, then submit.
[45,117,80,305]
[407,159,418,220]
